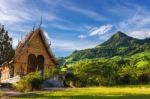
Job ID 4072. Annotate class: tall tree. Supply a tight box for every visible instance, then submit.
[0,25,14,65]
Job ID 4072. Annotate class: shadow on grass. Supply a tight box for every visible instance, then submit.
[12,94,150,99]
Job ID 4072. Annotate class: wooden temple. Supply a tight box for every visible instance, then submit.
[0,28,57,83]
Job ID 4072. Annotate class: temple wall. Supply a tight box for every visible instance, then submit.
[14,31,56,76]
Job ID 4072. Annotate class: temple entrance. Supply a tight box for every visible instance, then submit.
[27,54,44,74]
[27,54,37,73]
[37,55,44,76]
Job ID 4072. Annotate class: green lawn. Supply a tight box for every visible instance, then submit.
[11,86,150,99]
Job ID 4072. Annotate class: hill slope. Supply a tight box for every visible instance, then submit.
[66,31,150,61]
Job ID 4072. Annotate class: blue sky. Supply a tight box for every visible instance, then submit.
[1,0,150,57]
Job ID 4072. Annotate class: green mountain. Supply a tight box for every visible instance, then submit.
[58,31,150,86]
[66,31,150,62]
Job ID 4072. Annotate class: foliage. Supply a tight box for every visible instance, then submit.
[72,59,116,87]
[44,69,54,80]
[58,31,150,87]
[138,71,150,84]
[66,32,150,62]
[62,52,150,87]
[57,57,66,67]
[0,25,14,65]
[14,71,43,92]
[13,68,57,92]
[64,72,77,87]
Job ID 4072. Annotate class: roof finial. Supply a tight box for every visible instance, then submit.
[39,16,42,28]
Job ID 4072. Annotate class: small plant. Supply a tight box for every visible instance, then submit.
[138,72,150,84]
[116,74,131,85]
[44,69,54,80]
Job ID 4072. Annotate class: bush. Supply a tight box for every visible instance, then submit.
[14,69,55,92]
[72,59,114,87]
[44,69,54,80]
[75,76,87,87]
[71,75,104,87]
[138,72,150,84]
[14,72,43,92]
[116,74,131,84]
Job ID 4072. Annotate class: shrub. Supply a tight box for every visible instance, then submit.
[72,59,114,87]
[14,69,56,92]
[65,72,77,87]
[14,71,43,92]
[138,72,150,84]
[116,74,131,84]
[75,76,87,87]
[44,69,54,80]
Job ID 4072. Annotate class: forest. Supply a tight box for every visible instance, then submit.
[58,32,150,87]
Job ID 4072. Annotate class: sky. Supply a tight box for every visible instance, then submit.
[1,0,150,57]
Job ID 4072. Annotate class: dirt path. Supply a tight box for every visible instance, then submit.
[1,88,67,98]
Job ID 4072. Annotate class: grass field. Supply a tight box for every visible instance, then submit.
[9,85,150,99]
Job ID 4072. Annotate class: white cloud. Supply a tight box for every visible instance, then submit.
[51,38,98,51]
[78,35,87,39]
[112,3,150,39]
[13,38,19,48]
[0,0,60,48]
[129,29,150,39]
[117,9,150,39]
[89,24,113,36]
[0,0,59,31]
[76,24,113,40]
[0,0,35,23]
[10,33,22,48]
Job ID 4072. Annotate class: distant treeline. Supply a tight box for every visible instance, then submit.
[59,52,150,87]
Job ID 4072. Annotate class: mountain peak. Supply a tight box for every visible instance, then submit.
[98,31,134,47]
[112,31,128,39]
[67,31,150,61]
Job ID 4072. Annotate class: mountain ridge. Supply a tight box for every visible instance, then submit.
[66,31,150,61]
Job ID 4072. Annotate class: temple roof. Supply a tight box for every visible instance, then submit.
[14,28,57,65]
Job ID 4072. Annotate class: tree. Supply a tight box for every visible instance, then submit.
[73,59,115,86]
[0,25,14,65]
